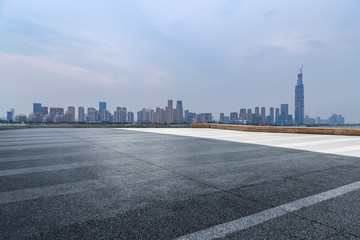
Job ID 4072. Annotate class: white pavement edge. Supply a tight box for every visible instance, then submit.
[176,180,360,240]
[119,128,360,157]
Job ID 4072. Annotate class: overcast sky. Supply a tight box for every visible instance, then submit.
[1,0,359,122]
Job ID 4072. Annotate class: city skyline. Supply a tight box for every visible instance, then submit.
[5,97,346,126]
[1,1,359,122]
[2,68,350,124]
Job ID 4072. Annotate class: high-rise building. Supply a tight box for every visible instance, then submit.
[270,107,274,124]
[95,110,101,122]
[175,100,184,123]
[67,106,75,122]
[15,115,27,123]
[329,114,345,125]
[50,107,64,116]
[167,100,173,123]
[255,107,260,116]
[156,107,166,124]
[121,107,127,122]
[33,103,41,115]
[316,117,329,124]
[99,102,106,112]
[156,107,162,124]
[7,111,12,121]
[185,110,195,123]
[239,109,246,121]
[261,107,266,124]
[87,107,96,122]
[288,115,293,124]
[275,108,280,123]
[219,113,224,123]
[304,115,315,124]
[280,104,288,124]
[127,111,134,123]
[100,110,110,122]
[78,107,84,122]
[6,108,15,121]
[247,109,252,123]
[10,109,15,121]
[114,107,127,123]
[41,107,48,116]
[230,112,239,122]
[295,65,305,124]
[137,108,155,123]
[197,113,212,123]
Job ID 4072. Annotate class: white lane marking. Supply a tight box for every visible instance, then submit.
[0,142,88,150]
[0,180,108,204]
[177,180,360,240]
[0,157,134,177]
[0,150,111,163]
[0,162,103,177]
[120,128,360,157]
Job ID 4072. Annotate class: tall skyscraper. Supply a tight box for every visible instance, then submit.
[239,109,246,121]
[100,109,110,122]
[67,106,75,122]
[185,110,193,123]
[175,100,184,123]
[78,107,84,122]
[41,107,48,116]
[219,113,224,123]
[127,111,134,123]
[270,107,274,124]
[10,109,15,121]
[255,107,260,116]
[99,102,106,112]
[167,100,173,123]
[261,107,266,124]
[275,108,280,123]
[87,107,96,122]
[33,103,41,115]
[156,107,162,124]
[7,111,13,121]
[295,65,305,124]
[280,104,289,124]
[247,109,252,123]
[230,112,239,122]
[121,107,127,122]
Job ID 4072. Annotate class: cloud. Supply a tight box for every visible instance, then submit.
[0,54,116,84]
[264,10,277,18]
[306,41,325,49]
[1,0,360,122]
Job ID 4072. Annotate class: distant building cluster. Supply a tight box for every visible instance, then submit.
[2,68,349,125]
[218,67,346,126]
[5,99,213,124]
[219,104,292,125]
[137,100,212,124]
[9,102,135,124]
[219,107,345,126]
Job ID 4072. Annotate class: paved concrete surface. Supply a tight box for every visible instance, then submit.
[1,128,360,239]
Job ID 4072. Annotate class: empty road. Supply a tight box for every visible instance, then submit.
[1,128,360,239]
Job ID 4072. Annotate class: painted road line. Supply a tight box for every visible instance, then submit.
[177,180,360,240]
[0,162,103,177]
[0,180,107,204]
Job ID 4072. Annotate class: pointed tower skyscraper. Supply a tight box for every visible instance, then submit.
[295,65,304,124]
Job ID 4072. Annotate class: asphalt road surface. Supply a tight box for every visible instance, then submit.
[1,128,360,239]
